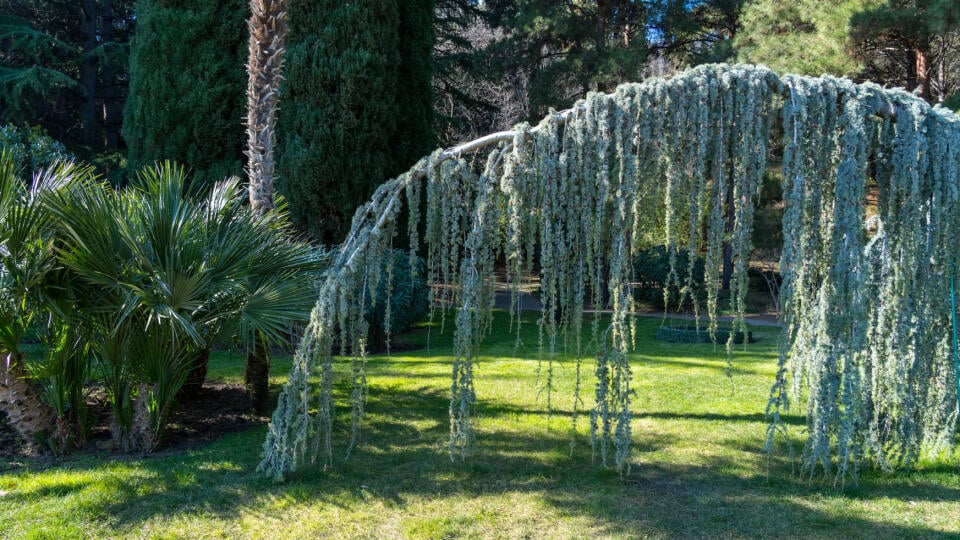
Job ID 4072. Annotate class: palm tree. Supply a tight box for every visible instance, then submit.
[0,151,88,451]
[246,0,290,413]
[48,162,324,451]
[245,0,288,212]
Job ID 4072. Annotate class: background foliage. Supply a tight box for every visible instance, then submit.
[0,0,134,148]
[0,123,72,176]
[276,0,436,243]
[122,0,248,188]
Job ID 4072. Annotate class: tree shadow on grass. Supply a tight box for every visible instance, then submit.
[8,382,958,539]
[7,309,958,537]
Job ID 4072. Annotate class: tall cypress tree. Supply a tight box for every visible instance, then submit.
[277,0,435,244]
[394,0,435,169]
[123,0,248,186]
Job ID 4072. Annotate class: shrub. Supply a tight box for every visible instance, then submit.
[632,245,706,310]
[48,163,323,451]
[365,249,429,349]
[0,156,324,453]
[943,92,960,113]
[276,0,435,243]
[0,124,72,176]
[123,0,248,187]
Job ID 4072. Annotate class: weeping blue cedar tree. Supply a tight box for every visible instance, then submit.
[260,64,960,486]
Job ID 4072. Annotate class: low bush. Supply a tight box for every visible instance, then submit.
[365,249,429,350]
[632,245,705,310]
[0,124,72,176]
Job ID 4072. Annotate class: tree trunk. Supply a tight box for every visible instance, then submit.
[246,0,288,212]
[914,47,931,102]
[245,336,271,414]
[596,0,609,46]
[101,0,122,148]
[80,0,99,145]
[131,382,160,452]
[179,348,211,398]
[0,351,57,450]
[244,0,287,414]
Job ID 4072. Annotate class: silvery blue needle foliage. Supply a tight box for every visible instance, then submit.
[260,64,960,485]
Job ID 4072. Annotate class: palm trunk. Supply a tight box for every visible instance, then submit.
[246,0,288,211]
[245,336,271,414]
[245,0,288,412]
[132,382,159,452]
[179,348,211,398]
[0,351,57,450]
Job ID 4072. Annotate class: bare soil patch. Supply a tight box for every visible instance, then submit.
[0,380,264,469]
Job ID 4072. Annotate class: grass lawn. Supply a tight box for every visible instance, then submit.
[2,312,959,539]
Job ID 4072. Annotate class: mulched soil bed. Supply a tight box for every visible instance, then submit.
[0,381,265,470]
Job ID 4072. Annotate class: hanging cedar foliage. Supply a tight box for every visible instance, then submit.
[258,64,960,484]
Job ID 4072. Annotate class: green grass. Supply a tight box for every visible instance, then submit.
[2,313,959,539]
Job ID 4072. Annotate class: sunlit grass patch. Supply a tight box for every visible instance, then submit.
[2,312,958,539]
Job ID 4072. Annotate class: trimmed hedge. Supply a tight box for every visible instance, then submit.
[655,324,752,344]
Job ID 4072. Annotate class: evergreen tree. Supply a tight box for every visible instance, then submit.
[435,1,741,143]
[122,0,248,186]
[262,64,960,482]
[0,0,134,147]
[277,0,435,244]
[736,0,960,102]
[735,0,878,77]
[482,0,649,118]
[394,0,436,171]
[851,0,960,102]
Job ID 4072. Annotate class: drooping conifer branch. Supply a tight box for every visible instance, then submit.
[260,64,960,485]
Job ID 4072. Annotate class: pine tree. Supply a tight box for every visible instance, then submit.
[122,0,248,186]
[276,0,435,244]
[736,0,960,103]
[735,0,876,77]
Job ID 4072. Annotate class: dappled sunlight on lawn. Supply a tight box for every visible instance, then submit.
[3,313,958,538]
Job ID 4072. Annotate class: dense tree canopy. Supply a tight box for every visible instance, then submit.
[122,0,248,187]
[737,0,960,103]
[736,0,876,77]
[276,0,435,243]
[0,0,134,146]
[851,0,960,102]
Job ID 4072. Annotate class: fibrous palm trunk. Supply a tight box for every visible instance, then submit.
[0,351,57,449]
[245,336,271,414]
[131,382,158,452]
[245,0,288,412]
[246,0,288,212]
[180,348,211,398]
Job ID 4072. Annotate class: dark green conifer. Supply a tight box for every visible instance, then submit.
[123,0,248,186]
[277,0,435,244]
